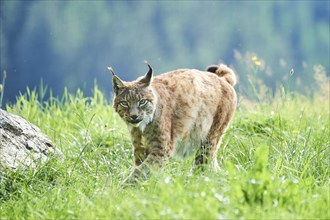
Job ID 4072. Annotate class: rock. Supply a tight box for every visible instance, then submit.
[0,109,62,171]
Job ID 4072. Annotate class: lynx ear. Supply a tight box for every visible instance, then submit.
[139,61,153,87]
[108,67,125,94]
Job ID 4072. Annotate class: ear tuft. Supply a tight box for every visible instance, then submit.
[108,67,125,94]
[139,62,153,86]
[107,67,116,76]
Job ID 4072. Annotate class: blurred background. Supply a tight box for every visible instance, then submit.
[1,1,329,104]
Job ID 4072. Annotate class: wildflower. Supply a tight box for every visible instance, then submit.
[293,130,299,134]
[270,111,275,117]
[279,140,287,147]
[254,60,261,66]
[251,55,261,66]
[164,176,171,184]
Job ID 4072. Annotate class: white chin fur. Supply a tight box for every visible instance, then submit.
[127,120,147,132]
[130,121,142,127]
[126,115,153,132]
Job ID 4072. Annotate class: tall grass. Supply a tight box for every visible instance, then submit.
[0,66,329,219]
[0,71,6,108]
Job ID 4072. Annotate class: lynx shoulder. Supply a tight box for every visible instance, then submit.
[109,63,237,182]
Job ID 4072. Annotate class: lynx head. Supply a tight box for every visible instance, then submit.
[109,63,157,130]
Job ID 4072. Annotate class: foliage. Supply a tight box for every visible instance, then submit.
[1,76,329,218]
[1,1,329,103]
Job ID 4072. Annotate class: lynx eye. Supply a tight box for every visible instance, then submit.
[138,99,148,106]
[119,101,129,108]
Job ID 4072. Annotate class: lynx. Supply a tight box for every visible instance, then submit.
[109,62,237,182]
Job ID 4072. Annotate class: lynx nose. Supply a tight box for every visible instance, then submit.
[130,115,138,120]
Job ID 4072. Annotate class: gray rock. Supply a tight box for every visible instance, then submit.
[0,109,62,171]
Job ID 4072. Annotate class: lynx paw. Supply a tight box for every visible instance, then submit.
[122,166,148,185]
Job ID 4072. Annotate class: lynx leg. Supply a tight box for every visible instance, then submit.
[125,144,170,183]
[130,128,147,166]
[134,147,148,166]
[209,136,223,172]
[125,131,172,183]
[208,123,230,172]
[141,124,172,166]
[194,139,211,168]
[194,136,222,172]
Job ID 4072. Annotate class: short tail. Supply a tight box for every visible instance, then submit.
[206,64,237,86]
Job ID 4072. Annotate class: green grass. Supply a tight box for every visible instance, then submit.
[0,83,329,219]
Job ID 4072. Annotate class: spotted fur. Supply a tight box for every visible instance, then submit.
[111,63,237,182]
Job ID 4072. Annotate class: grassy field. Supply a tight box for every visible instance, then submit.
[0,81,329,219]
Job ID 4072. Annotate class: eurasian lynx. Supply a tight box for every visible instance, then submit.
[109,62,237,182]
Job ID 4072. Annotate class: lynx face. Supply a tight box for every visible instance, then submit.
[111,64,157,130]
[113,87,156,128]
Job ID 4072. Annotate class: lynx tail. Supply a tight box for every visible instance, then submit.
[206,64,237,86]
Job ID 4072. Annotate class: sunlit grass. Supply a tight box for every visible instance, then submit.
[0,71,329,219]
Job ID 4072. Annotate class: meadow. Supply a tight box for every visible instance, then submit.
[0,68,329,219]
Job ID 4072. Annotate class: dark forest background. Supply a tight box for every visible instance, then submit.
[1,0,329,104]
